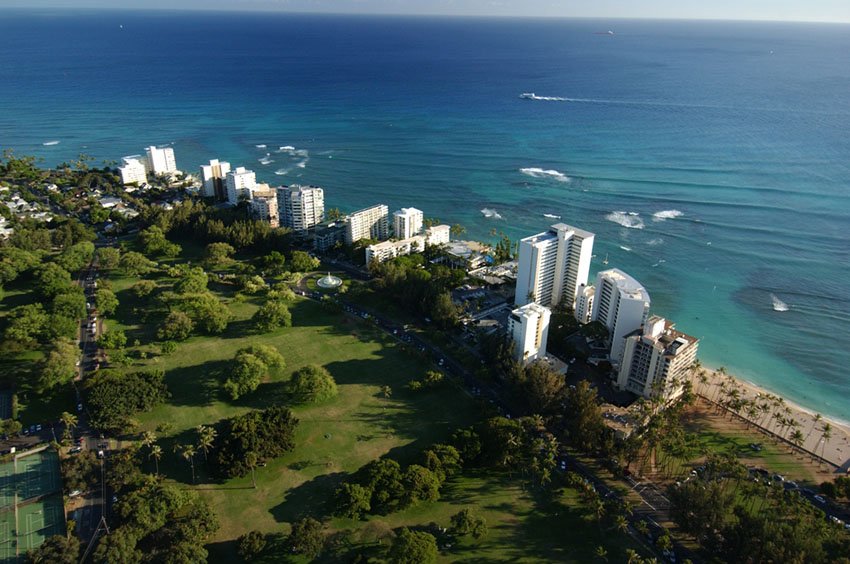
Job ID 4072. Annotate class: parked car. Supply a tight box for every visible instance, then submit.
[814,495,826,504]
[69,490,82,498]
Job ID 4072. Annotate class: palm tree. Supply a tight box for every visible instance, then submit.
[196,425,217,462]
[59,412,77,442]
[380,385,392,400]
[149,444,162,475]
[625,549,641,564]
[805,413,822,443]
[180,444,197,483]
[595,545,608,562]
[141,430,157,449]
[614,514,629,534]
[819,423,832,462]
[790,429,804,451]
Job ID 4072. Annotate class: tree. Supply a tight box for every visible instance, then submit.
[157,310,194,341]
[120,251,157,276]
[288,517,324,559]
[4,303,49,346]
[362,458,405,514]
[389,528,438,564]
[564,381,606,452]
[26,534,81,564]
[40,339,78,392]
[430,291,458,328]
[290,364,338,403]
[180,443,197,483]
[251,299,292,332]
[450,223,466,237]
[245,451,258,489]
[450,508,488,539]
[178,292,231,334]
[290,250,319,273]
[35,263,73,298]
[224,345,285,400]
[96,247,121,270]
[204,242,235,266]
[174,267,208,294]
[211,406,299,478]
[401,464,441,506]
[196,425,217,462]
[139,225,181,258]
[260,251,286,275]
[85,369,169,432]
[334,482,372,520]
[52,291,86,321]
[0,247,39,285]
[422,444,462,482]
[149,444,162,475]
[60,411,78,442]
[98,328,127,350]
[131,279,157,298]
[95,288,118,316]
[57,241,95,272]
[237,531,267,561]
[523,361,566,414]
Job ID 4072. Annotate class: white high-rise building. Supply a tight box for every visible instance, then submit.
[118,157,147,185]
[393,207,424,240]
[515,223,595,309]
[617,316,699,401]
[345,204,389,245]
[277,185,325,234]
[590,268,651,366]
[424,224,450,246]
[250,184,279,228]
[200,159,231,200]
[575,283,595,324]
[225,167,257,205]
[507,302,552,365]
[144,146,177,175]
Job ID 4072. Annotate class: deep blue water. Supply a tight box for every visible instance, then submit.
[2,10,849,420]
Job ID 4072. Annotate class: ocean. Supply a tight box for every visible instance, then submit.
[1,10,849,421]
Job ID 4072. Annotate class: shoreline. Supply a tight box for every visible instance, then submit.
[691,365,850,471]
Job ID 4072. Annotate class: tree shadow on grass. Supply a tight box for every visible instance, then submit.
[163,359,229,408]
[269,471,349,524]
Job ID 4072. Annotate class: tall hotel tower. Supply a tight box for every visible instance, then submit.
[515,223,595,309]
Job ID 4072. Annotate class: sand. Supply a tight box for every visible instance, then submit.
[690,367,850,473]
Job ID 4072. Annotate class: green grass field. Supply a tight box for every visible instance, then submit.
[103,263,647,562]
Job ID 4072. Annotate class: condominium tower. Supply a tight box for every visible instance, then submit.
[617,316,699,401]
[277,185,325,234]
[590,268,651,366]
[515,223,595,309]
[225,167,257,205]
[507,302,552,365]
[144,145,177,175]
[118,157,147,185]
[200,159,231,200]
[393,207,424,240]
[249,184,279,228]
[345,204,389,245]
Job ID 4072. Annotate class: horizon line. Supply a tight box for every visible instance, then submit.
[2,6,849,25]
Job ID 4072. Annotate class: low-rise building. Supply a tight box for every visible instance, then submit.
[364,224,451,266]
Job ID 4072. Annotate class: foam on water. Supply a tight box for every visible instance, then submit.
[42,140,60,146]
[771,294,790,312]
[520,167,570,182]
[481,208,503,220]
[605,211,645,229]
[653,209,684,221]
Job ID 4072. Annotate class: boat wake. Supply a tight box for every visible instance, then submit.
[520,167,570,182]
[519,93,567,102]
[771,294,790,312]
[543,213,561,219]
[605,211,645,229]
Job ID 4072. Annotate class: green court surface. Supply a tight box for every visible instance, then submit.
[0,450,64,563]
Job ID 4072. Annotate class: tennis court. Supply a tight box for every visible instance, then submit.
[0,449,64,563]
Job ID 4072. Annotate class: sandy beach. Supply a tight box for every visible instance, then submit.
[689,367,850,473]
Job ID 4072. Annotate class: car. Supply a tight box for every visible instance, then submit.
[830,516,844,526]
[814,495,826,504]
[97,450,105,459]
[35,424,42,432]
[77,403,83,412]
[29,425,36,434]
[69,446,82,454]
[112,495,119,503]
[69,490,82,498]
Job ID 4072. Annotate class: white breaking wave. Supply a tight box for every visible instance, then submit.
[520,93,567,102]
[620,245,632,252]
[647,238,664,246]
[652,209,684,222]
[278,145,295,152]
[294,149,309,157]
[255,144,267,149]
[275,168,289,176]
[258,157,274,165]
[543,213,561,219]
[481,208,503,220]
[296,160,308,169]
[520,167,570,183]
[605,211,645,229]
[42,140,60,146]
[771,294,790,312]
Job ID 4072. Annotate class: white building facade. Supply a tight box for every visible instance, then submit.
[590,268,651,367]
[617,316,699,401]
[393,207,424,240]
[249,184,279,228]
[345,204,389,245]
[277,185,324,234]
[144,146,177,175]
[507,302,552,365]
[200,159,231,200]
[365,224,451,266]
[225,167,257,205]
[118,157,147,185]
[515,223,595,309]
[575,283,595,324]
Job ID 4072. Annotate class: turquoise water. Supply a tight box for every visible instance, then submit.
[1,10,849,419]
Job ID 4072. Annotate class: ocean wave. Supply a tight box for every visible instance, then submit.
[255,144,267,149]
[652,209,683,222]
[296,160,308,169]
[42,140,60,146]
[647,238,664,246]
[543,213,561,219]
[605,211,645,229]
[274,168,289,176]
[258,157,274,165]
[481,208,503,220]
[278,145,295,152]
[520,167,570,183]
[620,245,632,252]
[771,293,790,312]
[520,93,567,102]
